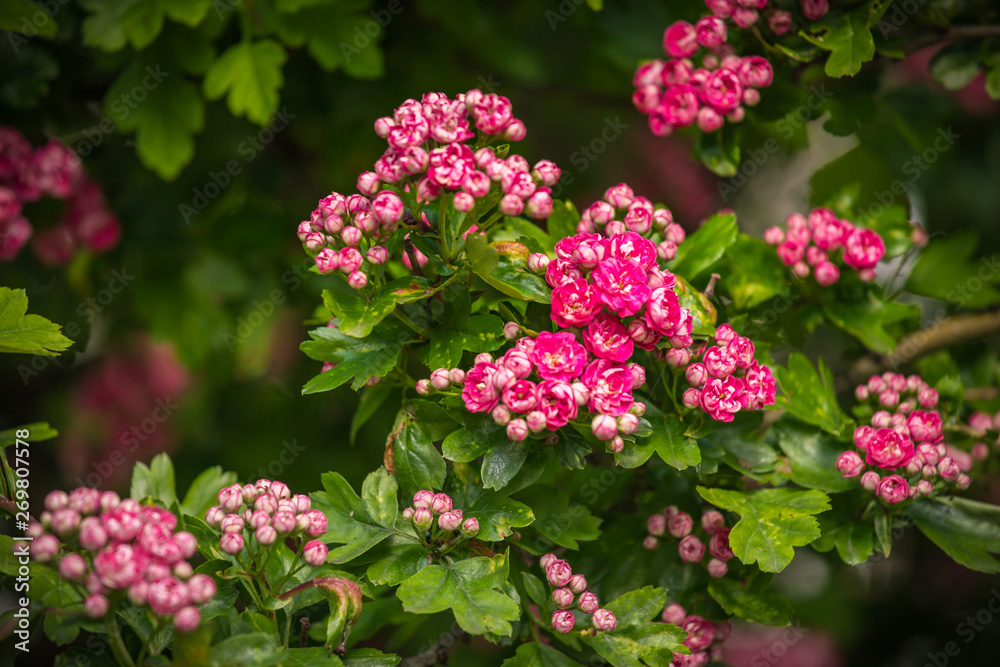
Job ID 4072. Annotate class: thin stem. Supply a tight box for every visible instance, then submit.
[283,608,294,648]
[392,308,433,339]
[106,618,136,667]
[438,195,450,259]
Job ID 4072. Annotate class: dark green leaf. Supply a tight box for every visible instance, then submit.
[387,407,446,499]
[616,413,700,471]
[823,294,915,354]
[0,0,57,37]
[501,642,580,667]
[906,233,1000,308]
[909,497,1000,573]
[774,353,850,436]
[481,441,527,490]
[300,321,407,393]
[775,421,855,492]
[312,473,393,563]
[468,491,535,542]
[707,575,793,626]
[427,314,505,369]
[724,235,790,310]
[203,39,287,125]
[442,415,510,463]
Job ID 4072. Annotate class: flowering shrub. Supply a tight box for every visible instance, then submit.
[6,2,1000,666]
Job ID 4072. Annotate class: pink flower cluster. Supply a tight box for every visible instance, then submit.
[29,488,212,632]
[645,507,734,578]
[0,128,120,264]
[676,324,776,422]
[206,478,329,567]
[402,490,480,547]
[575,183,686,261]
[298,190,404,289]
[764,208,886,284]
[702,1,826,35]
[420,331,647,453]
[540,553,616,634]
[836,372,979,504]
[661,602,731,666]
[364,91,557,217]
[633,17,774,135]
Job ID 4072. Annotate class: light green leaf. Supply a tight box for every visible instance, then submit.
[930,45,981,90]
[466,235,551,304]
[669,212,737,281]
[130,453,177,507]
[361,468,399,530]
[468,491,535,542]
[906,233,1000,308]
[823,293,915,354]
[427,313,506,369]
[616,413,700,471]
[604,586,667,626]
[803,2,888,78]
[204,40,287,125]
[697,486,831,572]
[312,472,393,563]
[0,287,73,356]
[582,623,688,667]
[501,642,580,667]
[774,353,850,436]
[386,406,446,499]
[707,575,793,626]
[81,0,212,51]
[725,234,790,310]
[181,466,237,516]
[396,553,520,636]
[300,320,407,393]
[674,276,717,338]
[351,383,394,446]
[441,415,511,463]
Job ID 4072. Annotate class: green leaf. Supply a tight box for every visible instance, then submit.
[427,314,506,369]
[209,632,280,667]
[501,642,580,667]
[906,233,1000,308]
[366,542,429,587]
[386,406,446,499]
[697,486,831,573]
[909,497,1000,573]
[669,212,737,281]
[81,0,212,51]
[616,413,700,471]
[468,491,535,542]
[481,441,527,491]
[674,276,718,337]
[0,287,73,356]
[774,353,850,436]
[582,623,688,667]
[692,128,740,178]
[864,204,913,258]
[0,422,57,448]
[105,64,204,180]
[804,3,886,78]
[819,518,875,566]
[725,234,790,310]
[0,0,57,38]
[271,648,347,666]
[822,293,915,354]
[605,586,668,626]
[707,575,793,626]
[775,421,855,492]
[342,648,399,667]
[361,468,399,530]
[300,321,406,393]
[204,40,287,125]
[312,472,393,563]
[130,453,177,507]
[324,278,439,339]
[466,235,551,303]
[396,553,520,636]
[930,45,981,90]
[545,200,580,247]
[181,466,237,516]
[441,415,511,463]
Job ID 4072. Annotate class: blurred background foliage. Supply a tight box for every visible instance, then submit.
[2,0,1000,664]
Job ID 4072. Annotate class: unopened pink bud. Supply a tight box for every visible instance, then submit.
[59,553,87,581]
[45,490,69,512]
[592,609,617,632]
[303,540,328,567]
[578,591,600,614]
[366,245,389,265]
[592,414,617,441]
[415,379,431,395]
[618,413,639,436]
[682,388,701,408]
[220,532,244,555]
[438,510,463,532]
[431,493,453,514]
[665,348,691,368]
[836,451,865,478]
[503,321,521,340]
[449,368,466,384]
[507,418,528,441]
[643,535,659,550]
[669,512,693,538]
[499,194,524,217]
[527,252,550,273]
[527,410,548,433]
[84,594,109,619]
[461,517,480,536]
[430,368,451,390]
[685,363,708,387]
[607,436,624,454]
[552,587,575,609]
[678,534,706,563]
[662,602,686,625]
[552,610,575,634]
[568,574,587,593]
[701,510,725,532]
[348,270,368,290]
[413,507,434,530]
[860,471,881,492]
[707,558,729,578]
[540,553,557,570]
[492,404,512,426]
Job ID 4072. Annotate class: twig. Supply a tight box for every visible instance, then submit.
[399,627,468,667]
[883,310,1000,369]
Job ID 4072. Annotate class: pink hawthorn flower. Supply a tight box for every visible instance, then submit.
[695,16,727,48]
[551,279,603,328]
[837,451,865,477]
[678,535,706,563]
[708,528,735,561]
[738,56,773,88]
[579,591,600,614]
[801,0,830,20]
[769,10,793,34]
[462,362,502,413]
[843,228,886,270]
[546,559,573,587]
[503,380,538,413]
[532,331,589,381]
[664,21,699,58]
[535,380,579,429]
[703,346,738,379]
[877,475,909,504]
[610,232,657,269]
[701,69,744,111]
[669,512,693,538]
[907,410,943,443]
[865,428,915,469]
[700,377,749,422]
[682,616,717,651]
[583,312,635,363]
[654,85,701,128]
[583,359,636,416]
[591,258,651,318]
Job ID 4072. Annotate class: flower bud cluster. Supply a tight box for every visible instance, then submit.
[837,372,975,504]
[205,478,329,567]
[30,488,211,632]
[644,507,734,578]
[575,184,685,260]
[402,490,480,553]
[634,14,774,136]
[419,332,647,454]
[540,553,616,634]
[0,127,120,264]
[367,91,557,217]
[764,208,886,284]
[679,324,776,422]
[298,190,402,289]
[661,601,731,666]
